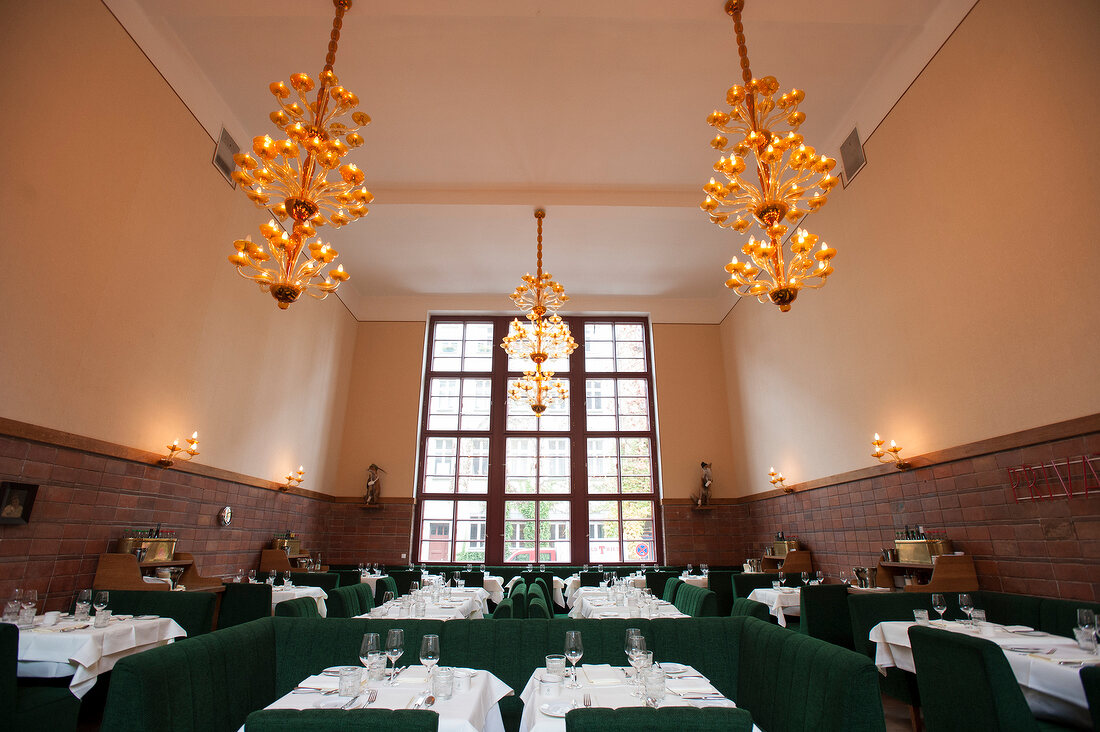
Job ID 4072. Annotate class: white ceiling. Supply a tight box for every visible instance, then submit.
[107,0,976,322]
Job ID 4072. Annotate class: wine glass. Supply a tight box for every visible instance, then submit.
[247,570,256,583]
[626,636,648,696]
[360,632,380,679]
[282,571,292,586]
[778,572,786,587]
[385,629,405,685]
[382,591,394,606]
[801,572,809,585]
[358,562,365,572]
[21,589,38,621]
[958,593,974,626]
[409,581,420,594]
[564,630,583,688]
[480,564,486,574]
[624,629,643,681]
[815,571,824,584]
[92,590,108,615]
[419,634,440,684]
[686,564,693,575]
[931,593,947,624]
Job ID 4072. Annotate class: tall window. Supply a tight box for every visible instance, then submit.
[414,316,661,564]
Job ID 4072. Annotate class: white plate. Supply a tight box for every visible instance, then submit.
[134,615,160,620]
[321,666,360,676]
[660,662,689,675]
[539,703,572,717]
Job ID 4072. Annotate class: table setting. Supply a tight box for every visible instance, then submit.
[250,630,513,732]
[271,583,329,617]
[869,608,1099,728]
[16,609,186,697]
[566,586,688,620]
[519,641,749,732]
[361,584,489,620]
[746,586,802,627]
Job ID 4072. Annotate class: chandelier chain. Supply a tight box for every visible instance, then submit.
[325,0,351,72]
[535,209,545,278]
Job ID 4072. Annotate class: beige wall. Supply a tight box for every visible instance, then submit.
[720,0,1100,494]
[0,1,358,491]
[652,324,735,499]
[332,322,427,497]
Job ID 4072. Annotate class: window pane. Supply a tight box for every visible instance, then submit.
[506,378,569,431]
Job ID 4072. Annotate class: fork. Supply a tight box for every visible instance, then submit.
[584,693,592,707]
[366,688,378,705]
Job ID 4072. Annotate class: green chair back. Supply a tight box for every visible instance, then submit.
[352,583,375,613]
[95,588,217,637]
[1,623,81,731]
[287,572,339,593]
[245,709,439,730]
[908,624,1039,732]
[579,571,602,587]
[645,571,676,598]
[387,570,422,597]
[1039,598,1100,639]
[220,583,273,629]
[377,576,399,605]
[510,584,528,619]
[662,577,683,604]
[799,584,854,649]
[731,573,781,600]
[332,569,364,588]
[1082,665,1100,732]
[528,596,552,619]
[730,598,770,621]
[273,597,321,618]
[491,598,513,618]
[706,570,738,616]
[326,586,362,618]
[564,706,752,731]
[459,571,484,587]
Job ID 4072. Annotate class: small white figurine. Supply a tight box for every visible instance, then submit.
[364,463,385,505]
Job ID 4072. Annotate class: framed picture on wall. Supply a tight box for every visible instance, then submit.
[0,482,38,525]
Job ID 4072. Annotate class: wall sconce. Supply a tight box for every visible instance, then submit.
[871,433,912,470]
[283,466,305,491]
[768,467,793,493]
[158,432,199,467]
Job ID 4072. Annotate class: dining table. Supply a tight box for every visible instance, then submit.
[16,613,187,697]
[483,575,506,604]
[271,584,329,617]
[361,587,490,620]
[566,587,688,620]
[251,664,513,732]
[746,587,801,627]
[870,619,1097,728]
[518,663,757,731]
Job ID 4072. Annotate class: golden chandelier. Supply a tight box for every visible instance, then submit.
[228,0,372,309]
[501,210,578,415]
[700,0,838,312]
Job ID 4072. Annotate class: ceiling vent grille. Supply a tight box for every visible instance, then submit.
[839,126,866,188]
[212,126,240,188]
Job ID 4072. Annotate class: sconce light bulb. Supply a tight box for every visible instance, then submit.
[889,440,897,448]
[873,433,880,441]
[191,431,198,440]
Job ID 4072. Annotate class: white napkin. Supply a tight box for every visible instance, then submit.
[1001,625,1035,633]
[299,674,339,690]
[666,678,718,694]
[395,666,431,684]
[582,664,626,685]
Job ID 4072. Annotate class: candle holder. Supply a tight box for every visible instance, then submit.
[158,432,199,467]
[283,466,305,491]
[768,467,793,493]
[871,434,912,470]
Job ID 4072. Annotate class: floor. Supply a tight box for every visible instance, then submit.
[881,694,920,732]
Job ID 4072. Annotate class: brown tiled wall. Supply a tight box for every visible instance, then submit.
[662,504,744,566]
[728,431,1100,601]
[321,502,414,567]
[0,435,334,611]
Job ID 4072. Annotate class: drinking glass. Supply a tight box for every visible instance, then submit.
[385,629,405,684]
[815,571,824,583]
[2,599,20,623]
[360,632,381,673]
[625,630,645,693]
[419,634,440,683]
[931,593,947,624]
[358,563,365,572]
[382,591,394,605]
[686,564,693,575]
[19,589,37,625]
[629,649,652,696]
[958,593,974,626]
[409,581,420,594]
[282,571,292,587]
[643,667,666,706]
[480,564,486,574]
[1077,609,1096,631]
[801,572,809,584]
[74,589,92,620]
[92,590,108,615]
[564,630,583,688]
[247,570,256,583]
[778,573,786,587]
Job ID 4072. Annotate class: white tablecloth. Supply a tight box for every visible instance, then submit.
[564,576,647,603]
[566,588,688,620]
[483,576,505,604]
[272,585,329,617]
[256,666,512,732]
[17,615,186,697]
[870,620,1095,727]
[363,588,489,621]
[680,575,709,588]
[505,576,567,608]
[519,664,757,732]
[746,588,801,627]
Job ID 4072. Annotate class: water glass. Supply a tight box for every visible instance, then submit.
[93,609,112,628]
[545,654,567,677]
[433,666,454,700]
[771,581,781,590]
[913,609,930,625]
[17,605,36,627]
[2,600,19,623]
[1074,627,1098,653]
[971,609,988,634]
[1078,609,1096,631]
[338,667,362,697]
[453,668,473,692]
[643,667,666,704]
[247,570,256,583]
[539,673,563,698]
[365,652,386,681]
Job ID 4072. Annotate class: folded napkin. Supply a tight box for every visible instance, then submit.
[112,614,134,621]
[300,674,339,690]
[666,678,718,695]
[395,666,431,684]
[582,664,626,685]
[1001,625,1036,633]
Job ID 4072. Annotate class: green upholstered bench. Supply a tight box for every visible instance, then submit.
[244,708,440,730]
[287,572,340,593]
[2,623,81,732]
[273,597,321,618]
[102,615,885,732]
[799,584,854,649]
[731,597,770,621]
[220,583,273,629]
[672,582,718,616]
[326,583,376,618]
[93,589,217,637]
[565,706,752,731]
